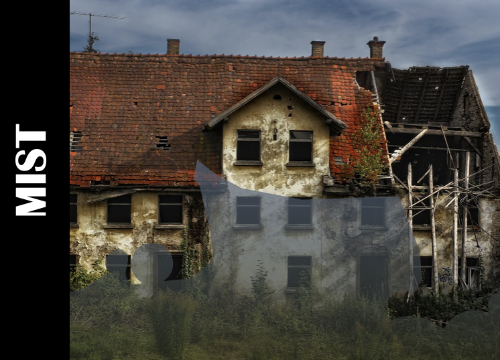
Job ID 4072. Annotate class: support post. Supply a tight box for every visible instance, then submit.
[461,152,470,288]
[429,165,439,296]
[408,163,414,294]
[453,168,459,295]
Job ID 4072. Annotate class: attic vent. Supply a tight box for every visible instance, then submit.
[156,136,171,150]
[70,132,82,152]
[273,95,282,100]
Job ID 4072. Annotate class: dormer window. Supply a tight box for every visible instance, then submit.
[235,130,262,165]
[156,136,171,150]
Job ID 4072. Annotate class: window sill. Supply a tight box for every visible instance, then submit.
[359,225,388,231]
[233,224,262,230]
[285,224,314,230]
[233,160,263,166]
[104,224,134,229]
[154,224,186,230]
[286,162,315,167]
[285,288,311,294]
[70,223,79,228]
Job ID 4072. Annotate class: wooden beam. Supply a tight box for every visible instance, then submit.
[408,163,415,293]
[453,168,459,293]
[429,165,439,296]
[387,128,483,137]
[461,152,470,289]
[389,129,428,164]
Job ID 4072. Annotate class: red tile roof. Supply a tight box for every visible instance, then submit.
[70,53,387,187]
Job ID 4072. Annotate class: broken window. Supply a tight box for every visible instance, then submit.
[412,196,430,226]
[236,197,261,225]
[413,256,433,288]
[107,195,132,224]
[105,254,131,281]
[159,195,183,224]
[288,256,311,288]
[70,254,78,273]
[458,257,480,289]
[289,131,313,162]
[70,132,82,152]
[288,197,312,225]
[70,194,77,224]
[237,130,261,161]
[459,195,480,230]
[361,198,385,227]
[156,136,171,150]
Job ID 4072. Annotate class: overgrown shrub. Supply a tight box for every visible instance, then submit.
[70,259,108,292]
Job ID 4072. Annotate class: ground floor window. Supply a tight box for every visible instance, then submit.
[413,256,433,288]
[458,257,481,289]
[106,254,131,281]
[287,256,311,288]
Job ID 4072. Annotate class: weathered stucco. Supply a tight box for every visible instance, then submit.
[222,83,331,197]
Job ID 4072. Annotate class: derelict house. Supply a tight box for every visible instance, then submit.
[70,37,499,300]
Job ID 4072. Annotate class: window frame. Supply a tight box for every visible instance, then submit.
[158,194,184,226]
[235,129,262,165]
[413,256,433,289]
[287,256,312,290]
[234,196,262,229]
[105,254,131,281]
[70,193,78,226]
[458,257,481,289]
[105,194,133,228]
[286,197,313,229]
[287,130,314,166]
[360,197,387,229]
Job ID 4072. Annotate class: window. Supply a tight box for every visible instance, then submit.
[361,198,385,227]
[412,196,430,226]
[236,197,261,226]
[289,131,313,163]
[70,132,82,152]
[413,256,433,288]
[287,197,312,226]
[156,136,171,150]
[159,195,183,224]
[288,256,311,288]
[107,195,132,224]
[236,130,261,163]
[70,194,77,224]
[70,254,78,272]
[106,254,131,281]
[458,257,480,289]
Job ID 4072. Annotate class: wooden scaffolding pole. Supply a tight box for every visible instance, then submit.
[408,163,414,294]
[429,165,439,296]
[453,168,459,293]
[461,152,470,288]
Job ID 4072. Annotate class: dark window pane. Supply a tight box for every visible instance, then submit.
[288,206,312,225]
[237,141,260,161]
[290,131,312,140]
[238,130,260,139]
[159,195,182,204]
[108,205,131,223]
[237,197,260,206]
[160,205,183,223]
[70,194,77,203]
[414,268,432,287]
[419,257,433,266]
[361,208,384,226]
[289,142,312,162]
[466,258,479,267]
[237,206,260,224]
[106,255,131,280]
[289,198,312,206]
[108,195,131,204]
[288,256,311,266]
[70,205,77,223]
[288,267,311,288]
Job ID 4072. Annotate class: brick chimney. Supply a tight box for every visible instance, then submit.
[367,36,386,58]
[167,39,180,55]
[311,41,325,57]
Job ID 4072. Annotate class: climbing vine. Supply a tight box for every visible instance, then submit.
[348,107,387,184]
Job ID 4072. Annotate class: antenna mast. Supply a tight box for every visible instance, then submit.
[70,12,125,53]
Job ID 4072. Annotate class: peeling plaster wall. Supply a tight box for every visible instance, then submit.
[70,191,201,288]
[222,83,331,197]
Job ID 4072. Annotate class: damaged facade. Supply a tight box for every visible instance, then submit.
[70,37,499,300]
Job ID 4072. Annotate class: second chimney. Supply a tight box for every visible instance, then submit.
[311,41,325,57]
[367,36,386,58]
[167,39,180,55]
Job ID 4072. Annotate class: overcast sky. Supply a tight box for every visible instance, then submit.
[70,0,500,145]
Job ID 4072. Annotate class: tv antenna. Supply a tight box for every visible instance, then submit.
[71,12,125,53]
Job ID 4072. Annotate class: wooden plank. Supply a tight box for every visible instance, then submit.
[429,165,439,296]
[408,163,415,293]
[461,152,470,289]
[389,129,428,164]
[453,168,459,293]
[387,128,483,137]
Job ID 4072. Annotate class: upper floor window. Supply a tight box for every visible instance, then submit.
[107,195,132,224]
[289,131,313,163]
[287,197,312,226]
[236,130,261,162]
[361,198,385,227]
[236,196,261,226]
[159,195,183,224]
[70,194,77,224]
